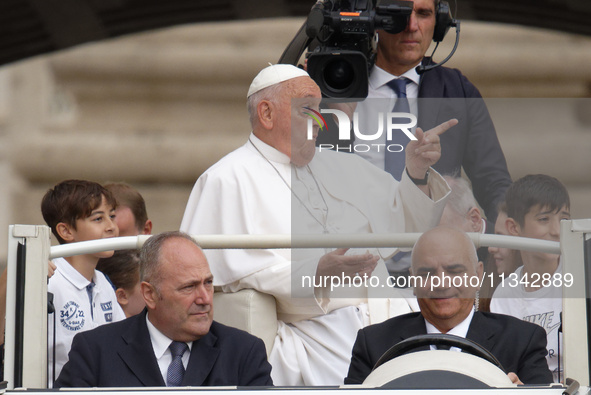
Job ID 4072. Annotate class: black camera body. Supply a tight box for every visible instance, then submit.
[306,0,413,99]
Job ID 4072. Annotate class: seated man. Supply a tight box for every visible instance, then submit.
[345,226,553,385]
[55,231,273,387]
[181,64,455,385]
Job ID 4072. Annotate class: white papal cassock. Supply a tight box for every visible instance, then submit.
[180,133,450,385]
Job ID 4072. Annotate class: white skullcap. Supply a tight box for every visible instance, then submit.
[247,64,310,98]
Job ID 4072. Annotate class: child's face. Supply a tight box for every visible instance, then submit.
[516,204,570,262]
[519,204,570,241]
[72,195,119,258]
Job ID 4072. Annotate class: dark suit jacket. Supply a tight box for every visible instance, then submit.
[54,311,273,388]
[316,62,512,221]
[345,311,553,385]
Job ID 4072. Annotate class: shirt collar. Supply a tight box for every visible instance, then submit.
[425,307,475,338]
[53,257,94,291]
[249,132,291,165]
[146,313,193,360]
[369,64,421,90]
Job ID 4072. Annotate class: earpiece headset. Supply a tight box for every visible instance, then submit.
[433,0,454,42]
[416,0,459,74]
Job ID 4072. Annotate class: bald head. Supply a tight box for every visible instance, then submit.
[412,226,479,271]
[411,226,483,333]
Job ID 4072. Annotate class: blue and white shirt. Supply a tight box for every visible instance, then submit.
[48,257,126,384]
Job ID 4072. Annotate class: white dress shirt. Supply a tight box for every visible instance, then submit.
[354,64,421,169]
[146,314,193,385]
[425,307,475,351]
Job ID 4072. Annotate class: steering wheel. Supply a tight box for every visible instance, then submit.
[359,334,513,389]
[374,333,506,372]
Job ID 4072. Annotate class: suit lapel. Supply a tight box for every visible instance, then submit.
[417,63,444,131]
[398,314,430,351]
[466,312,497,353]
[182,329,221,386]
[118,311,166,386]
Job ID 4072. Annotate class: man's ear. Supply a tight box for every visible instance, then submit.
[115,288,128,307]
[467,207,483,232]
[142,219,153,235]
[257,100,274,130]
[56,222,75,243]
[141,281,158,309]
[506,217,520,236]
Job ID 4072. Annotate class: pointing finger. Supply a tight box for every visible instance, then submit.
[427,118,458,136]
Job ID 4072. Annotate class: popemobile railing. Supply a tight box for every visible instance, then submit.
[4,220,591,392]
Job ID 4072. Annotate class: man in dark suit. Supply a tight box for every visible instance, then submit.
[316,0,511,222]
[55,231,273,388]
[345,226,553,385]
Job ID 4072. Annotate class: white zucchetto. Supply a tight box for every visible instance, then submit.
[247,64,310,98]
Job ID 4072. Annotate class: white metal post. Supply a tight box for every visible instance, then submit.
[561,219,591,386]
[5,225,50,389]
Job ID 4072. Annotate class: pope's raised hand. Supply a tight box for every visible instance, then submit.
[405,118,458,180]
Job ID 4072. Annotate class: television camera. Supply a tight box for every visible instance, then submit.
[305,0,413,99]
[279,0,457,99]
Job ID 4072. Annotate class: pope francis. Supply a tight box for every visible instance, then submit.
[181,64,456,386]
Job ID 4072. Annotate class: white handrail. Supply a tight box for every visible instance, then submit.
[48,233,560,259]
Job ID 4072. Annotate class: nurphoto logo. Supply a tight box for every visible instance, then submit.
[306,108,418,153]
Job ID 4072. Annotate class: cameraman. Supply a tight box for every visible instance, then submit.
[318,0,511,225]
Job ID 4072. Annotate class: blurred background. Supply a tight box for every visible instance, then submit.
[1,1,591,265]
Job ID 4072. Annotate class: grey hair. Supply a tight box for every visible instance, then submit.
[246,82,286,128]
[139,231,200,289]
[443,175,478,218]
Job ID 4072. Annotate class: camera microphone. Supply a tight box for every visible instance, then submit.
[416,19,460,74]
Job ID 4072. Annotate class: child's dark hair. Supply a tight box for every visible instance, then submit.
[97,250,140,291]
[41,179,117,244]
[505,174,570,227]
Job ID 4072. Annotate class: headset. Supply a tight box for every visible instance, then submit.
[416,0,460,74]
[433,0,454,42]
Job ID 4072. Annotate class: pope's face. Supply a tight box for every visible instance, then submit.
[285,77,322,167]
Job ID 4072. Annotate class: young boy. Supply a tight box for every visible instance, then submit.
[490,174,570,382]
[41,180,126,384]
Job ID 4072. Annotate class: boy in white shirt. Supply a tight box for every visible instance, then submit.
[41,179,126,385]
[491,174,571,382]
